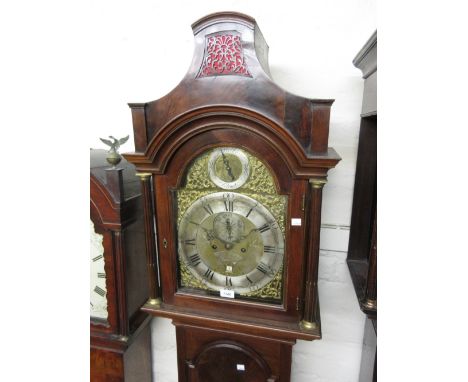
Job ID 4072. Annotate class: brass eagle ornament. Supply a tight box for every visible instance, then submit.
[99,135,129,168]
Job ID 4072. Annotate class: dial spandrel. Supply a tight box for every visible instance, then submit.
[176,147,287,302]
[90,220,108,320]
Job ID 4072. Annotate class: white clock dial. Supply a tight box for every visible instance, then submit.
[90,220,108,320]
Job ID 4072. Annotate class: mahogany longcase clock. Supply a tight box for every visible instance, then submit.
[124,12,340,382]
[90,149,153,381]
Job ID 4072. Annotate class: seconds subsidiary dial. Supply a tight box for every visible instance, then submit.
[178,192,284,295]
[208,148,250,190]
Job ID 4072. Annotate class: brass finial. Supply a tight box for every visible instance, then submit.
[309,178,327,189]
[100,135,129,168]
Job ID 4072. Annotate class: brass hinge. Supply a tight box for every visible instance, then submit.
[296,297,301,311]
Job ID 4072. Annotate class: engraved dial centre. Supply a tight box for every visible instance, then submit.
[178,192,284,294]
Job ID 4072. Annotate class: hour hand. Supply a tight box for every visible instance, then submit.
[242,228,259,239]
[200,226,215,241]
[221,151,235,181]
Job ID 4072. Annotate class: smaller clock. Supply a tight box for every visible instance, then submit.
[90,149,153,381]
[208,147,249,189]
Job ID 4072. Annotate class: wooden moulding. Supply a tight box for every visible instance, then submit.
[135,173,161,304]
[123,12,341,159]
[142,302,320,342]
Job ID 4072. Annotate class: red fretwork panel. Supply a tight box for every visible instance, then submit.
[197,32,252,78]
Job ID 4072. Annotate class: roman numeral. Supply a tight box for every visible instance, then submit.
[94,285,106,297]
[246,276,254,285]
[246,204,257,218]
[257,262,273,276]
[264,245,276,254]
[189,253,201,267]
[184,239,196,245]
[225,276,232,286]
[203,268,214,280]
[92,254,103,262]
[189,221,200,226]
[224,199,234,212]
[203,203,214,215]
[258,224,270,233]
[97,272,106,278]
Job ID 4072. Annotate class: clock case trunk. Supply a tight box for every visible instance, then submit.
[123,11,340,377]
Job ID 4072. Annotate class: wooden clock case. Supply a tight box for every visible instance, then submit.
[90,149,152,381]
[124,12,340,381]
[347,31,377,382]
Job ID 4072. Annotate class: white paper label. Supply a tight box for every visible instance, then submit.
[291,218,302,226]
[237,364,245,371]
[220,289,235,298]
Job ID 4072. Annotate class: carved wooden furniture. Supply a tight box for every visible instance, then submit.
[347,31,377,382]
[124,12,340,382]
[90,149,152,382]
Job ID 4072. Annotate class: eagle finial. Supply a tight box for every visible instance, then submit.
[99,135,129,168]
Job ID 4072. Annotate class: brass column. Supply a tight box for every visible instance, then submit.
[363,216,377,310]
[136,172,162,306]
[301,177,327,330]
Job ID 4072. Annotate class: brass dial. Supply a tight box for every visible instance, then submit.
[178,192,284,294]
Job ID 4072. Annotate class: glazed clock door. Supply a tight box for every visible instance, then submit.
[175,146,287,305]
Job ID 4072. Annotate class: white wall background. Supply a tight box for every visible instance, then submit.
[82,1,376,381]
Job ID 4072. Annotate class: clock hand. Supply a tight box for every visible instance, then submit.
[221,151,236,181]
[200,226,215,241]
[225,217,233,240]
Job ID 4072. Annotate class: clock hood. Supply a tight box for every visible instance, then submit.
[123,12,340,172]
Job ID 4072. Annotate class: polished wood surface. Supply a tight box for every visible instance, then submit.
[348,31,377,382]
[90,149,152,381]
[347,31,377,319]
[347,115,377,316]
[124,12,339,164]
[123,11,340,381]
[91,320,152,382]
[302,180,326,327]
[138,174,160,302]
[175,323,293,382]
[90,149,149,336]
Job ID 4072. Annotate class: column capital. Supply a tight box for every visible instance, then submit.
[309,177,327,188]
[136,172,152,180]
[300,319,318,331]
[362,298,377,310]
